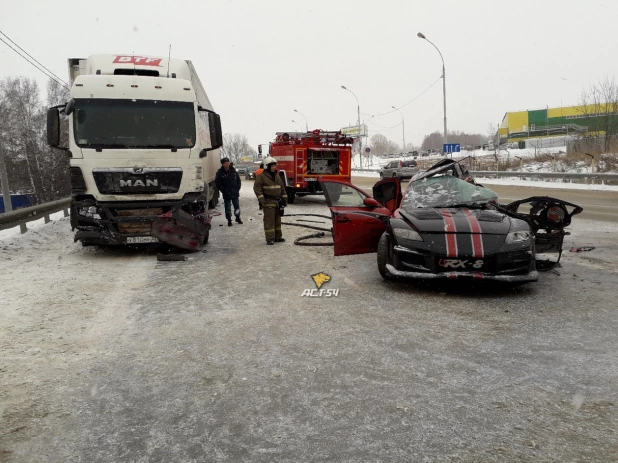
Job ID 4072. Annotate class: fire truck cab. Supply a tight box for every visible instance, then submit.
[264,130,353,203]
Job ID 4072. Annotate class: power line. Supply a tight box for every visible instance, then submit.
[0,31,69,90]
[0,30,68,87]
[361,76,443,120]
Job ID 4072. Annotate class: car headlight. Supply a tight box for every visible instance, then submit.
[505,230,531,243]
[393,228,423,242]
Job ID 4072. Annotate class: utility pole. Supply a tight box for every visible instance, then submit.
[0,138,13,213]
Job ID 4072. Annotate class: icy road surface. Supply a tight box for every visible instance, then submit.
[1,186,617,462]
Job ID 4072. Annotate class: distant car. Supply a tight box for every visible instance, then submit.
[245,165,259,180]
[380,159,419,180]
[236,164,250,175]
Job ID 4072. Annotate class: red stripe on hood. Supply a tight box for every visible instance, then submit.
[440,208,458,258]
[463,208,484,258]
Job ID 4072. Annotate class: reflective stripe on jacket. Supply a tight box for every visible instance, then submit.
[254,170,288,203]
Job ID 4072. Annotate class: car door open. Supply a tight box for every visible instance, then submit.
[321,180,392,256]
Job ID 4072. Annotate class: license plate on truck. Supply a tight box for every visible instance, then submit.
[126,236,159,244]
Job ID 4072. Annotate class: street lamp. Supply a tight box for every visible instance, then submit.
[417,32,447,144]
[291,119,303,132]
[392,106,405,153]
[341,85,363,166]
[293,109,308,131]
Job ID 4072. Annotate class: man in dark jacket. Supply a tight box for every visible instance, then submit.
[253,157,287,244]
[215,157,243,226]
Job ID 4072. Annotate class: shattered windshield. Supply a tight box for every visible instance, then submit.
[402,176,498,209]
[73,99,196,149]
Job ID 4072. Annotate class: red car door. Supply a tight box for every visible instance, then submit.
[321,180,393,256]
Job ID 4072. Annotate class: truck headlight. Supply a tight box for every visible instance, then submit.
[505,230,531,243]
[393,228,423,242]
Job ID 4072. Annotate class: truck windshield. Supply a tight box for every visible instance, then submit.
[73,99,196,149]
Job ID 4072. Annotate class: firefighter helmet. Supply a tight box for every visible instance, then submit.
[264,156,277,165]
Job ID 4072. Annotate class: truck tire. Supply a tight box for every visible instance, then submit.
[287,188,296,204]
[208,186,219,209]
[377,232,394,280]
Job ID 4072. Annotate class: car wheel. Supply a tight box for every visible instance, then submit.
[392,173,397,178]
[377,232,394,280]
[379,172,384,180]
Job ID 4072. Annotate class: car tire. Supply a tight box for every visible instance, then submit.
[379,173,384,180]
[377,232,394,280]
[392,173,397,178]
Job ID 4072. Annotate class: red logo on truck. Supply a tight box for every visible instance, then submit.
[113,56,162,66]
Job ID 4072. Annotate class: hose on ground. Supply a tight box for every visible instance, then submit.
[280,213,334,246]
[294,232,334,246]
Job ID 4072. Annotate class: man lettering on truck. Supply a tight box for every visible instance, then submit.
[215,158,243,226]
[253,157,287,245]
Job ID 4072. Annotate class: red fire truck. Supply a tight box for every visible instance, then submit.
[263,130,354,203]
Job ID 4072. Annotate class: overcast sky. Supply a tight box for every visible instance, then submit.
[2,0,618,148]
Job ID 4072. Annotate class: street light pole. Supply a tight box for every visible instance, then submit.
[291,120,303,132]
[417,32,447,145]
[392,106,405,153]
[293,109,308,131]
[0,138,12,213]
[341,85,364,166]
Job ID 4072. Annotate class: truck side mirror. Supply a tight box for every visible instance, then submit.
[47,108,60,148]
[208,112,223,150]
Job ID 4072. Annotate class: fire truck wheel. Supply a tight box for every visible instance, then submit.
[287,188,296,204]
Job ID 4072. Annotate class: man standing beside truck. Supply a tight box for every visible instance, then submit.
[216,158,243,226]
[253,157,287,245]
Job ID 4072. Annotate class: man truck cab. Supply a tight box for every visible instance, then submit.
[47,54,223,249]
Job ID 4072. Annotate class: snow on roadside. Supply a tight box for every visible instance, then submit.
[0,210,67,241]
[475,177,618,192]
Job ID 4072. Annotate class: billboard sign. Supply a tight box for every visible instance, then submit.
[341,124,368,137]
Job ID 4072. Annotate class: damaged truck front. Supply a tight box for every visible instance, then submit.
[47,54,223,250]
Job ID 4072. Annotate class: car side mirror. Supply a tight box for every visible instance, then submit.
[364,197,380,208]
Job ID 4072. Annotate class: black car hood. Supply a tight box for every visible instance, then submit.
[399,207,511,235]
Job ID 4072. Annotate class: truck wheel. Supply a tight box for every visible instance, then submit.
[208,186,219,209]
[287,188,296,204]
[377,233,394,280]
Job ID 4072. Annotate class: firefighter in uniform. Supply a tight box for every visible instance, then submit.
[253,157,288,245]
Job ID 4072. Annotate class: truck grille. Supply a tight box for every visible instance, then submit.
[92,168,183,195]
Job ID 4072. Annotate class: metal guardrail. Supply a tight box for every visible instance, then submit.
[351,168,618,183]
[0,198,70,234]
[470,171,618,182]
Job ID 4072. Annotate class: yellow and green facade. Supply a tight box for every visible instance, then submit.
[499,104,618,142]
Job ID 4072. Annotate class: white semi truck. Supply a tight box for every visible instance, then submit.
[47,54,223,250]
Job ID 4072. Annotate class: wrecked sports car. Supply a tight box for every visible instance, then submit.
[320,159,582,282]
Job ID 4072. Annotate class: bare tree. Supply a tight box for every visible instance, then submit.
[421,131,444,150]
[578,76,618,153]
[221,133,257,163]
[0,77,70,203]
[369,134,399,155]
